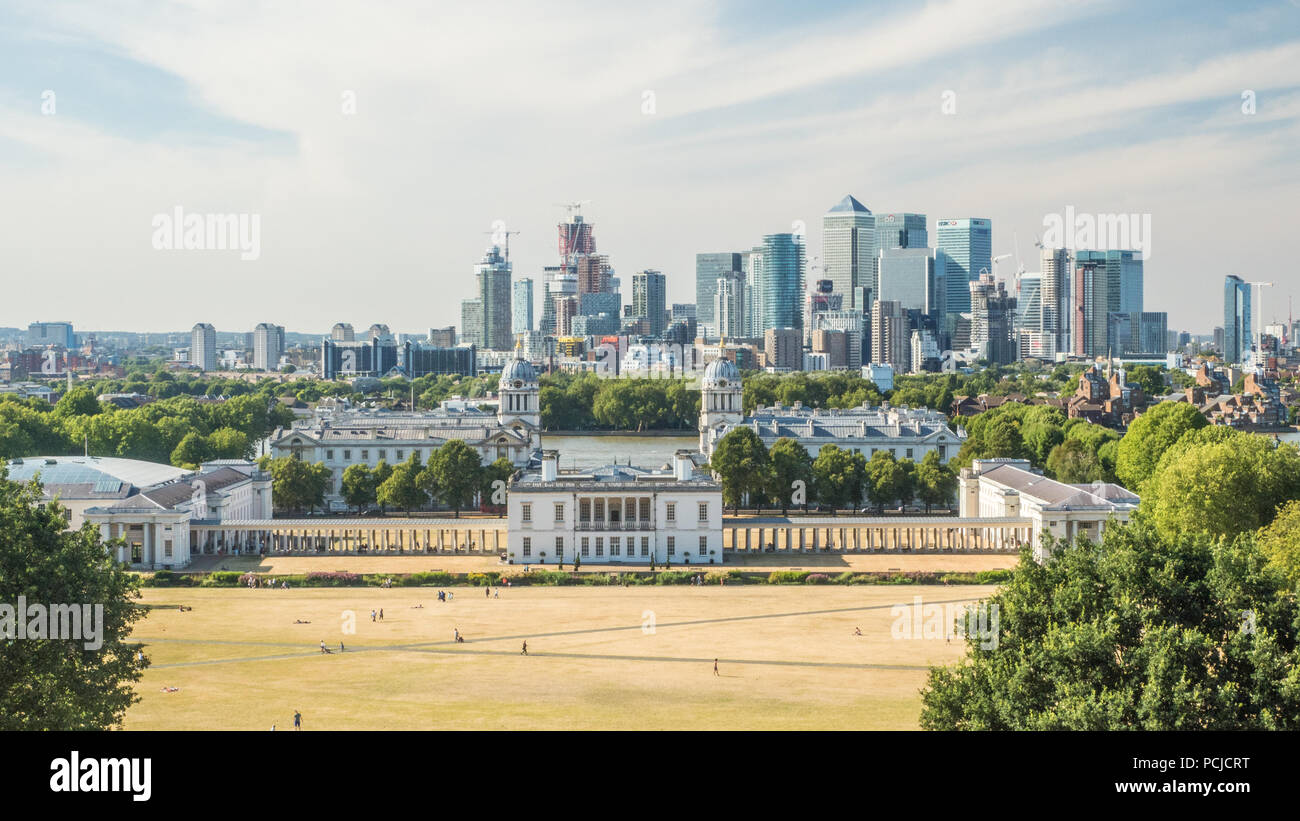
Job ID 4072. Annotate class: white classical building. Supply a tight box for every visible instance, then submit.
[959,458,1139,561]
[4,456,272,569]
[507,449,723,565]
[269,352,542,510]
[698,358,965,463]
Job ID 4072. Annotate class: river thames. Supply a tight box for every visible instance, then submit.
[540,433,698,469]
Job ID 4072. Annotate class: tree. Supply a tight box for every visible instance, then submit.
[865,450,909,514]
[207,427,251,460]
[710,427,770,513]
[53,387,102,418]
[1045,439,1105,484]
[169,431,212,468]
[377,454,427,515]
[1115,402,1207,490]
[428,440,482,516]
[1257,500,1300,589]
[340,463,376,512]
[920,519,1300,729]
[814,445,866,513]
[766,438,814,515]
[480,458,515,514]
[1143,433,1300,543]
[0,468,149,729]
[915,451,957,513]
[264,456,330,514]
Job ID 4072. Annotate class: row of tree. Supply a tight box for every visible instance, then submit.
[707,428,958,515]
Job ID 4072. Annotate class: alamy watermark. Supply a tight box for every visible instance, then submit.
[1042,205,1152,260]
[891,595,999,650]
[1,596,104,650]
[151,206,261,261]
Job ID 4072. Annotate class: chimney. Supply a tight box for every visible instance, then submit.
[673,449,694,481]
[541,450,559,482]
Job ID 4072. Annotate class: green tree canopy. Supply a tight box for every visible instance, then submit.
[766,437,814,514]
[427,440,483,516]
[915,450,957,513]
[1115,401,1207,490]
[710,427,770,513]
[813,444,867,512]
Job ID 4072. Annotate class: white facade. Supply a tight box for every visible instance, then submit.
[507,450,722,565]
[958,458,1138,561]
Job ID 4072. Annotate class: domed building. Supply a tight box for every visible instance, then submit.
[498,351,541,434]
[698,359,966,463]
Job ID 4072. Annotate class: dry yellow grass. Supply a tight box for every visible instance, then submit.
[126,584,996,730]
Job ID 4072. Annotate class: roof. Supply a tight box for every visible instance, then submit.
[4,456,188,496]
[978,463,1138,510]
[826,194,871,215]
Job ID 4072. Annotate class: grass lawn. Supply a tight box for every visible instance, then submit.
[126,584,995,730]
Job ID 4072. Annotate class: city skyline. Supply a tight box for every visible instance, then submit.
[2,1,1299,334]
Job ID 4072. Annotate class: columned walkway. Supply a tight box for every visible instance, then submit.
[722,516,1031,553]
[189,518,507,556]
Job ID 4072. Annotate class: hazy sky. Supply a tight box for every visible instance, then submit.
[2,0,1299,336]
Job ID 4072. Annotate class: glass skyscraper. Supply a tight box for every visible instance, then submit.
[755,233,805,334]
[1076,249,1143,315]
[935,218,992,322]
[512,278,534,335]
[875,212,927,252]
[695,252,742,333]
[822,195,875,311]
[877,247,936,315]
[1224,274,1251,364]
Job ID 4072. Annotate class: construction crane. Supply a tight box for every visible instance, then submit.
[483,227,521,263]
[553,200,591,220]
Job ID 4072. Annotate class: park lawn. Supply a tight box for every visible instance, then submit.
[126,585,997,730]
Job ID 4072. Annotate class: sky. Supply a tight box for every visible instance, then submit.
[1,0,1299,337]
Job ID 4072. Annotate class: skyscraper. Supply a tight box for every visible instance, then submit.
[461,299,485,348]
[877,247,937,315]
[1224,274,1251,364]
[558,213,595,266]
[474,245,512,350]
[755,233,805,334]
[822,196,875,311]
[935,218,992,323]
[1014,274,1042,333]
[969,274,1017,365]
[714,273,748,339]
[513,278,534,335]
[870,300,909,370]
[875,212,927,252]
[696,252,743,333]
[1040,247,1072,353]
[1073,260,1110,358]
[575,254,611,296]
[632,270,667,337]
[191,323,217,372]
[1076,249,1143,315]
[330,323,355,342]
[252,323,284,372]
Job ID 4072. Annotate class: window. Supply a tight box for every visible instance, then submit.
[666,502,676,522]
[698,501,708,522]
[938,445,946,459]
[521,503,531,523]
[396,450,404,460]
[361,449,369,460]
[579,499,591,522]
[378,449,386,460]
[699,536,707,553]
[554,503,564,522]
[595,537,603,556]
[667,536,675,556]
[594,499,605,521]
[522,537,531,557]
[625,498,636,521]
[611,537,620,556]
[555,536,564,556]
[164,540,173,558]
[641,537,649,556]
[581,537,590,557]
[905,448,913,459]
[639,498,650,520]
[326,449,335,460]
[343,449,352,460]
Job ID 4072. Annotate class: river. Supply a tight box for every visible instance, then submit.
[540,433,698,470]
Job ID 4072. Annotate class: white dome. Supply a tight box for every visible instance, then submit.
[702,358,740,388]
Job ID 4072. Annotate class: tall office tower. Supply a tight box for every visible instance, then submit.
[935,218,992,327]
[743,248,763,337]
[513,278,534,335]
[1072,260,1110,357]
[1224,274,1252,364]
[755,233,805,334]
[1108,311,1169,355]
[877,247,937,315]
[1014,274,1042,333]
[331,323,355,342]
[575,254,612,296]
[367,324,391,340]
[910,329,941,373]
[870,300,910,371]
[805,279,844,346]
[764,328,802,370]
[252,323,285,372]
[875,212,928,252]
[550,272,579,336]
[558,213,595,266]
[539,265,573,336]
[473,245,513,350]
[714,273,748,339]
[460,300,485,348]
[1076,249,1143,315]
[428,327,456,348]
[671,304,696,321]
[191,323,217,372]
[632,270,668,337]
[822,195,875,310]
[968,274,1018,365]
[695,252,742,333]
[1040,247,1072,353]
[27,321,75,348]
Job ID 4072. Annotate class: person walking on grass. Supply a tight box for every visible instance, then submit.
[713,658,719,677]
[521,640,528,656]
[294,710,301,731]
